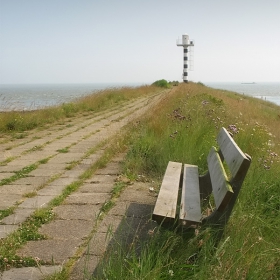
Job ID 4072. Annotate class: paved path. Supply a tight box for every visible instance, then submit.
[0,89,168,279]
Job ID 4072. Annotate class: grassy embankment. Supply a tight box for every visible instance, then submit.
[0,83,279,279]
[92,82,279,280]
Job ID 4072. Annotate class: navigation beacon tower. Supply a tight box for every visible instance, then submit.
[176,34,194,83]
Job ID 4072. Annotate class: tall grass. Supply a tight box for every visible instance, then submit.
[95,82,279,279]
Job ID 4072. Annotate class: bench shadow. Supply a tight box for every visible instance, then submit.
[92,202,158,278]
[90,203,226,279]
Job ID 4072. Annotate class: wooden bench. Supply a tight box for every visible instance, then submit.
[152,127,251,227]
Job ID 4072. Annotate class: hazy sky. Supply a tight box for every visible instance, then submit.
[1,0,279,84]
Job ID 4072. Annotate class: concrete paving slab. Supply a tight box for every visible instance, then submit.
[29,168,63,177]
[0,173,14,180]
[39,220,94,240]
[0,184,36,195]
[47,177,75,186]
[44,142,74,151]
[17,239,82,263]
[0,194,22,209]
[0,265,62,280]
[111,216,157,243]
[33,163,66,171]
[51,153,84,163]
[94,163,121,175]
[109,202,154,218]
[20,152,53,161]
[6,159,36,166]
[78,183,113,193]
[87,232,112,255]
[0,166,22,172]
[68,164,90,173]
[80,158,95,165]
[0,225,19,239]
[19,195,56,209]
[36,185,66,196]
[64,193,110,205]
[97,215,123,233]
[68,146,91,153]
[69,255,100,280]
[1,208,35,225]
[85,174,116,184]
[53,204,101,220]
[119,183,157,204]
[12,177,48,187]
[86,152,104,162]
[60,169,84,179]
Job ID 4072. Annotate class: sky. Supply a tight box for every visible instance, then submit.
[0,0,280,84]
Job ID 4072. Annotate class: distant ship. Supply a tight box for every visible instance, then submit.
[241,82,256,84]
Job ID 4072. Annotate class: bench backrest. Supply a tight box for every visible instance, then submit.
[204,127,251,225]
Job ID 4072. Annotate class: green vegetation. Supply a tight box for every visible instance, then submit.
[0,209,55,270]
[0,163,38,186]
[152,79,171,88]
[152,79,180,88]
[94,82,280,279]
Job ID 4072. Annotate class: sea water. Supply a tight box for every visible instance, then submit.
[0,82,279,111]
[206,82,280,106]
[0,83,143,111]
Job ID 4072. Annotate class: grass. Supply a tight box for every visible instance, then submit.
[92,82,280,280]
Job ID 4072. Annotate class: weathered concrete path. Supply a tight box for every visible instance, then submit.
[0,90,168,279]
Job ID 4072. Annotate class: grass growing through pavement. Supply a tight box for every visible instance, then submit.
[92,82,280,280]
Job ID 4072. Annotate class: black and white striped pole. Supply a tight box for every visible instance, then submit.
[176,34,194,83]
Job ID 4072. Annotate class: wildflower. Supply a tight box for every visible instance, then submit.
[228,124,239,134]
[168,270,174,276]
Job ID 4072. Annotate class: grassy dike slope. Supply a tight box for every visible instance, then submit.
[98,82,279,280]
[0,83,279,279]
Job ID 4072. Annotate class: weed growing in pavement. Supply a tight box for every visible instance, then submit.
[0,207,15,220]
[23,191,37,198]
[0,156,16,166]
[56,147,69,153]
[0,209,55,270]
[26,145,44,152]
[39,158,49,164]
[0,163,38,186]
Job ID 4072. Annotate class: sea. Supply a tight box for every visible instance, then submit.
[206,82,280,106]
[0,82,279,111]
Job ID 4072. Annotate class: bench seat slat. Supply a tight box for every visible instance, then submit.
[180,164,201,224]
[152,161,182,223]
[208,147,233,212]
